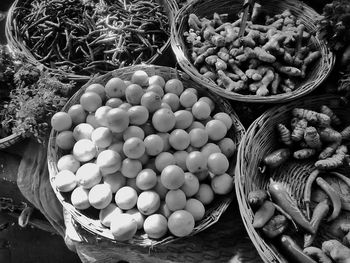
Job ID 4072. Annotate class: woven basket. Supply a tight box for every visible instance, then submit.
[6,0,178,82]
[0,132,27,150]
[171,0,335,103]
[47,64,246,247]
[235,94,350,262]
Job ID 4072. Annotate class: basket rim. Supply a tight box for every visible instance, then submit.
[47,64,246,247]
[0,131,27,149]
[170,0,335,103]
[235,94,346,263]
[5,0,179,81]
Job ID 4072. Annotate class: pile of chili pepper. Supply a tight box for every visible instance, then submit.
[13,0,170,75]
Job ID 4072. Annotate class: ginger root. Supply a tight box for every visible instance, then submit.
[322,239,350,263]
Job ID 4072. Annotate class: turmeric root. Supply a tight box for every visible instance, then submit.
[322,239,350,263]
[256,85,269,96]
[217,70,245,92]
[340,223,350,246]
[215,57,227,70]
[301,51,322,78]
[194,47,217,66]
[319,127,342,143]
[205,55,219,66]
[188,14,202,32]
[340,125,350,140]
[228,59,248,81]
[315,153,346,170]
[303,247,332,263]
[304,126,322,150]
[293,148,316,159]
[291,118,308,142]
[320,105,341,126]
[273,62,302,77]
[292,108,331,126]
[264,148,291,168]
[277,123,293,146]
[235,47,276,63]
[245,69,263,81]
[250,68,275,95]
[270,72,281,94]
[319,141,341,160]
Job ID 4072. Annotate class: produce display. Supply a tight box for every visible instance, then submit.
[12,0,170,75]
[50,69,236,241]
[183,9,321,96]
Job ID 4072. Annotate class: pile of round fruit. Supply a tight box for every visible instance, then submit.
[50,69,236,242]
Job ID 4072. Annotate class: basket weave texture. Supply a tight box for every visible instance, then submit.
[171,0,335,103]
[235,95,350,262]
[0,132,26,150]
[47,64,246,247]
[6,0,178,81]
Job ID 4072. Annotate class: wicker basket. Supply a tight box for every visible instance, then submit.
[47,64,246,247]
[171,0,335,103]
[235,94,350,262]
[0,132,27,150]
[6,0,178,82]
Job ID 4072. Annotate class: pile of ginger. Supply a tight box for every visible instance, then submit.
[184,8,322,96]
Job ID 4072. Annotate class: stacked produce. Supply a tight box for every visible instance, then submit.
[12,0,170,75]
[183,9,321,96]
[51,69,236,241]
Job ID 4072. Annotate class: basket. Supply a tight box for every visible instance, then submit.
[47,64,246,247]
[6,0,178,82]
[235,94,350,262]
[171,0,335,103]
[0,132,27,150]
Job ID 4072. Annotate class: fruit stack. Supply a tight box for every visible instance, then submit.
[48,66,242,243]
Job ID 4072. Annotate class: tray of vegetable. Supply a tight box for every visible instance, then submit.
[235,94,350,262]
[171,0,334,103]
[6,0,178,81]
[47,64,245,247]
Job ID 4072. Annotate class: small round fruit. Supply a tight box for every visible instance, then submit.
[80,92,103,112]
[137,191,160,215]
[155,152,176,172]
[106,108,129,133]
[194,170,209,181]
[186,151,207,174]
[86,113,100,128]
[108,141,124,155]
[95,106,112,127]
[139,122,156,137]
[56,130,75,150]
[160,165,185,190]
[105,77,126,98]
[192,101,211,120]
[57,154,80,173]
[218,137,236,158]
[128,105,149,126]
[91,127,113,148]
[99,203,123,227]
[96,149,122,175]
[153,177,168,200]
[88,184,113,209]
[143,214,168,239]
[141,91,162,113]
[71,186,90,210]
[162,93,180,112]
[115,186,138,210]
[121,158,142,178]
[179,89,198,108]
[180,172,199,197]
[169,129,190,151]
[198,96,215,112]
[110,213,138,241]
[157,132,171,152]
[168,210,194,237]
[157,202,172,218]
[67,104,87,125]
[73,123,94,141]
[123,137,145,159]
[185,198,205,221]
[103,172,126,193]
[149,75,165,88]
[55,170,77,192]
[207,152,229,175]
[186,121,205,132]
[136,169,157,190]
[189,128,208,148]
[126,208,145,230]
[131,70,149,87]
[201,143,221,160]
[125,84,144,105]
[144,134,164,156]
[123,126,145,141]
[146,84,164,97]
[173,150,188,172]
[205,120,227,141]
[75,162,102,189]
[72,139,97,162]
[119,102,132,111]
[161,102,171,109]
[211,173,233,195]
[213,112,232,130]
[85,83,106,101]
[152,108,176,133]
[105,97,123,108]
[195,184,214,205]
[51,112,72,132]
[164,79,183,96]
[165,189,186,211]
[174,110,193,130]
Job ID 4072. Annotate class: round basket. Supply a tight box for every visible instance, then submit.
[47,64,246,247]
[171,0,335,103]
[0,132,27,150]
[6,0,178,82]
[235,94,350,262]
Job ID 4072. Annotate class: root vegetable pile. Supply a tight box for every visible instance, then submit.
[13,0,170,75]
[184,9,321,96]
[51,69,237,241]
